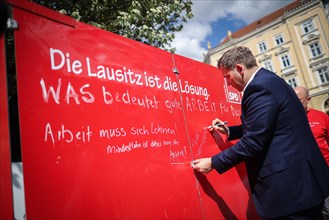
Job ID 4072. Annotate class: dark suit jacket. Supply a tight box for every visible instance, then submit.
[211,68,329,219]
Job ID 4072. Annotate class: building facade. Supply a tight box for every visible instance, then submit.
[204,0,329,114]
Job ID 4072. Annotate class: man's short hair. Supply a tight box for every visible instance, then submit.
[217,46,258,70]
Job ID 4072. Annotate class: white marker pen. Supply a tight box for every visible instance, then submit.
[206,121,228,129]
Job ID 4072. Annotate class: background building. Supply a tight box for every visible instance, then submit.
[204,0,329,114]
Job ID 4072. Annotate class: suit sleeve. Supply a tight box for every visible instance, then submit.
[228,125,243,140]
[212,84,279,173]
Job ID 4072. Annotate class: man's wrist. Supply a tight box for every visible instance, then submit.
[210,157,214,169]
[226,126,230,137]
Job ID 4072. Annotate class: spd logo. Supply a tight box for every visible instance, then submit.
[224,78,241,104]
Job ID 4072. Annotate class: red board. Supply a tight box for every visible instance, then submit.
[12,2,259,219]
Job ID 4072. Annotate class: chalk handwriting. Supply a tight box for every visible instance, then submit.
[150,140,162,148]
[185,97,216,113]
[190,129,208,158]
[114,90,160,109]
[129,123,176,136]
[230,105,241,116]
[99,128,127,139]
[169,146,187,162]
[219,102,241,117]
[130,125,149,136]
[102,86,160,110]
[105,139,181,155]
[151,123,176,135]
[164,98,182,113]
[40,78,95,104]
[107,141,143,154]
[219,102,229,115]
[44,122,92,144]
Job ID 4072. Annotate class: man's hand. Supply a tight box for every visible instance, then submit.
[208,118,229,135]
[191,158,213,174]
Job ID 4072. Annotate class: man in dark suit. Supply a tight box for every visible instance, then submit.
[192,46,329,219]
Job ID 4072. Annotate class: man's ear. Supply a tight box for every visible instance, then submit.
[236,64,243,74]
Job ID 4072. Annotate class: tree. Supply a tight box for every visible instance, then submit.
[31,0,193,51]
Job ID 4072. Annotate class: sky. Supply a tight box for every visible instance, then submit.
[172,0,294,62]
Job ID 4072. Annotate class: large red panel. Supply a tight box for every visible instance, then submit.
[12,2,259,219]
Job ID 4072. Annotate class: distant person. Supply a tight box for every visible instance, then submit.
[294,86,329,165]
[0,0,8,36]
[294,85,329,220]
[191,46,329,219]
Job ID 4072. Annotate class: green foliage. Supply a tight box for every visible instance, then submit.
[31,0,193,51]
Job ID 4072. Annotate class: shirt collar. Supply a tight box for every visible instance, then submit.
[243,67,261,92]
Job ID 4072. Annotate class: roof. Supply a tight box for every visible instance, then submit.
[219,0,303,45]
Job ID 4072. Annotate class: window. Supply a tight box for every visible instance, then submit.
[318,66,329,84]
[274,34,284,46]
[258,41,267,52]
[281,54,291,68]
[324,98,329,115]
[286,77,298,88]
[302,19,314,34]
[263,60,273,72]
[310,42,322,57]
